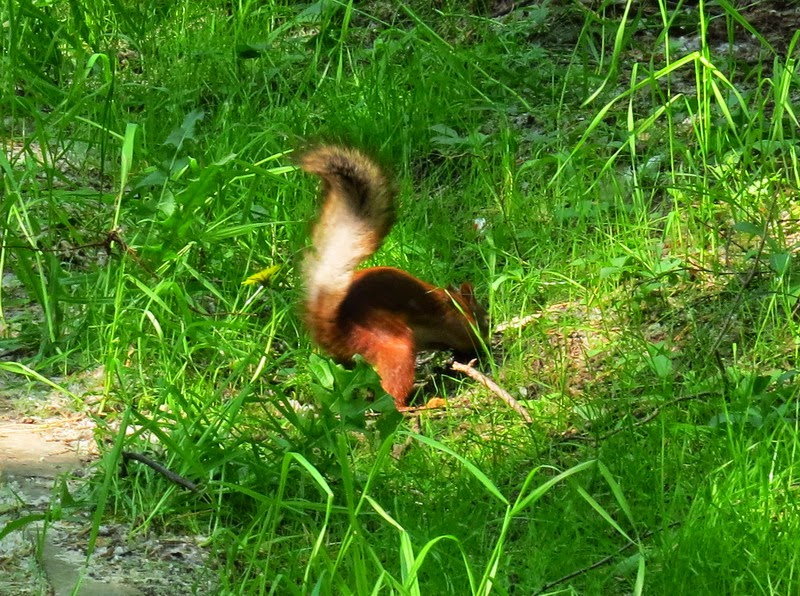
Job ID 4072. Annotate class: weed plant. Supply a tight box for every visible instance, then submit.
[1,0,799,594]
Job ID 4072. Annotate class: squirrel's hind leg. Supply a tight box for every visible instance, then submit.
[369,334,416,411]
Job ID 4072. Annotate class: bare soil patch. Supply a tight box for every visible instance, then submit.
[0,388,215,595]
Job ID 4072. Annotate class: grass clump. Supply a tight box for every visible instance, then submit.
[2,0,800,593]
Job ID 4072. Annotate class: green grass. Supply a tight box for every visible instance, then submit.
[2,0,800,594]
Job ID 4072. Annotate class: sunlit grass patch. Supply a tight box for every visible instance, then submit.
[2,0,800,593]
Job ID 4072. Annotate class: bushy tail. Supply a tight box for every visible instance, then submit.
[300,146,395,334]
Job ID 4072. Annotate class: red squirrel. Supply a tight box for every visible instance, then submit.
[300,145,489,410]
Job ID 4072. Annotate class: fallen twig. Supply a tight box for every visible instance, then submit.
[122,451,199,492]
[533,521,682,595]
[564,393,715,444]
[493,313,542,333]
[451,359,532,423]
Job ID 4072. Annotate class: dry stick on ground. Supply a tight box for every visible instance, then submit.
[564,393,715,445]
[451,359,533,423]
[493,312,542,333]
[493,302,578,334]
[122,451,199,492]
[533,521,682,595]
[4,229,157,277]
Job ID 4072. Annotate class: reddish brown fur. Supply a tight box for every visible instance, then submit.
[301,147,489,409]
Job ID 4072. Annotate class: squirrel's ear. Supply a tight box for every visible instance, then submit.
[459,282,474,299]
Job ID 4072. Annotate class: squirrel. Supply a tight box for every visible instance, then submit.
[299,145,489,410]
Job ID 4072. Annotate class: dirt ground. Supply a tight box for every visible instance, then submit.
[0,374,215,595]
